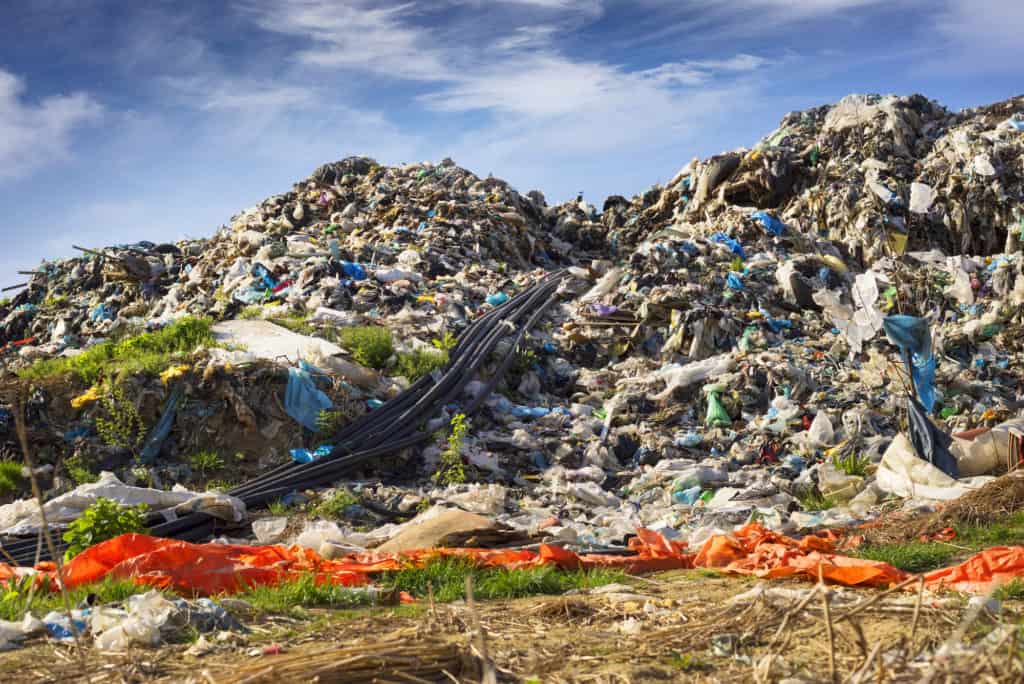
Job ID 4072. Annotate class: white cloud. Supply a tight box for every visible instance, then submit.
[932,0,1024,68]
[164,75,319,112]
[0,69,102,180]
[240,0,452,81]
[496,25,559,50]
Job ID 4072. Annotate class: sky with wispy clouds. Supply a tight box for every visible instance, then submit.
[1,0,1022,282]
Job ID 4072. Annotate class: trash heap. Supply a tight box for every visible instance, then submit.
[0,93,1022,579]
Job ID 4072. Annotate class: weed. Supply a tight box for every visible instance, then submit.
[95,382,146,452]
[0,461,24,496]
[187,450,225,479]
[63,497,149,560]
[694,568,723,579]
[416,498,431,513]
[18,317,216,384]
[339,326,393,369]
[796,489,835,512]
[267,499,291,516]
[380,556,625,603]
[316,408,345,435]
[64,453,99,485]
[730,256,744,273]
[238,305,264,320]
[0,297,9,307]
[395,348,448,382]
[268,313,316,336]
[433,413,468,486]
[666,653,711,673]
[43,294,67,307]
[511,347,537,376]
[205,479,235,492]
[238,574,375,615]
[431,332,457,353]
[832,452,871,477]
[853,542,956,573]
[311,488,359,519]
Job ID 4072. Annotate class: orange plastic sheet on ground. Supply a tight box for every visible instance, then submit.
[3,525,1024,596]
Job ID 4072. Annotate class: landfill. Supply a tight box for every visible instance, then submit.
[0,93,1023,665]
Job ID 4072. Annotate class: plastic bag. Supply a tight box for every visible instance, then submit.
[906,396,957,478]
[284,361,333,431]
[704,392,731,427]
[751,211,785,236]
[882,315,936,414]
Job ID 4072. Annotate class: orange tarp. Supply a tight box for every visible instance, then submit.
[3,524,1024,596]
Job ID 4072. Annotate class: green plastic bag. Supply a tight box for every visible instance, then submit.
[705,391,731,427]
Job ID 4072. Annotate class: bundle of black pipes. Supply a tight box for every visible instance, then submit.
[2,271,570,566]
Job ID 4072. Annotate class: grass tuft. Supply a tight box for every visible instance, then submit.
[796,489,835,512]
[0,461,24,496]
[853,542,956,573]
[311,488,359,519]
[237,575,375,614]
[18,317,216,384]
[380,556,625,603]
[395,348,448,382]
[339,326,393,369]
[0,577,145,622]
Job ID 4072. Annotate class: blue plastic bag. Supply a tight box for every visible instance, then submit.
[341,261,367,281]
[710,232,746,259]
[291,444,332,464]
[285,362,333,431]
[751,211,785,237]
[486,292,510,306]
[883,315,936,414]
[726,272,745,290]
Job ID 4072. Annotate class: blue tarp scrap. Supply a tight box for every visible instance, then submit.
[139,385,184,465]
[883,315,936,414]
[291,444,333,464]
[709,232,746,259]
[285,361,333,431]
[726,272,745,290]
[751,211,785,237]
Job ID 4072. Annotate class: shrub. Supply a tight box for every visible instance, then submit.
[339,326,393,369]
[431,332,457,353]
[0,461,24,495]
[433,413,468,486]
[311,488,359,519]
[832,452,871,477]
[95,383,145,452]
[63,497,149,560]
[395,348,448,382]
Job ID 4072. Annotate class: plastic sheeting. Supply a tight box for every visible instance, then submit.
[883,315,936,414]
[906,395,958,478]
[285,361,333,432]
[4,524,1024,596]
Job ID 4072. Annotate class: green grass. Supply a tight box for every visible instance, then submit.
[0,577,146,622]
[395,348,448,382]
[237,575,376,614]
[18,317,216,384]
[853,511,1024,574]
[379,556,626,603]
[995,579,1024,601]
[187,450,225,478]
[267,499,291,516]
[0,461,24,495]
[853,541,957,573]
[796,490,835,512]
[832,452,871,477]
[310,488,359,519]
[338,326,393,369]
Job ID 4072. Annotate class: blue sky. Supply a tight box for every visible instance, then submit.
[1,0,1022,283]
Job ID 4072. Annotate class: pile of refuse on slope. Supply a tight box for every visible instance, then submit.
[0,91,1022,609]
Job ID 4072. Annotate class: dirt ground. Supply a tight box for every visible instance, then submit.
[1,570,1019,684]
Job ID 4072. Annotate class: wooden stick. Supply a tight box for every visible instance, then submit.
[909,576,925,647]
[820,565,837,684]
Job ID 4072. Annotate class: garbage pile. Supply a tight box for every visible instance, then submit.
[0,92,1022,587]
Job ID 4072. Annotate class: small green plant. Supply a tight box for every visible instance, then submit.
[666,653,711,673]
[0,461,24,496]
[395,348,448,381]
[239,574,376,615]
[316,408,345,435]
[832,452,870,477]
[63,497,149,560]
[431,332,457,353]
[205,479,235,492]
[0,576,145,622]
[796,489,835,512]
[43,294,67,307]
[416,498,431,513]
[238,305,264,320]
[339,326,394,369]
[95,382,146,452]
[267,499,290,516]
[730,256,744,272]
[433,413,469,486]
[187,451,225,479]
[311,488,359,519]
[511,347,537,376]
[0,297,10,307]
[64,454,99,485]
